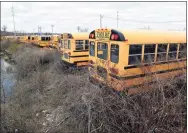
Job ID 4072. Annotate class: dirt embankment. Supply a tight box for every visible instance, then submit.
[1,42,186,133]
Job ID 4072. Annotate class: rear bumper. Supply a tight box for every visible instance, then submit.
[62,60,76,67]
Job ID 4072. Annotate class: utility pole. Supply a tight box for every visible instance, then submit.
[100,14,104,28]
[38,26,42,35]
[77,26,80,32]
[51,24,54,35]
[38,26,39,35]
[40,27,42,35]
[117,11,119,28]
[11,5,16,36]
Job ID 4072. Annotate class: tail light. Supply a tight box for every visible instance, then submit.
[114,34,119,40]
[91,34,94,38]
[110,67,119,74]
[111,34,119,40]
[89,34,95,39]
[111,34,115,40]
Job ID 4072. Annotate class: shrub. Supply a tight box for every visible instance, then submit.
[0,40,12,51]
[1,44,186,133]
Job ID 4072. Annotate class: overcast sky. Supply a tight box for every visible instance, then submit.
[1,2,186,33]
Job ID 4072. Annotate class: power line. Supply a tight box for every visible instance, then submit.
[78,18,99,26]
[118,18,186,23]
[104,15,186,23]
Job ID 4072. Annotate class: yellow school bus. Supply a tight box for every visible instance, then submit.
[57,33,63,50]
[60,33,89,66]
[1,36,6,41]
[88,28,186,95]
[29,35,36,44]
[49,35,60,49]
[26,36,31,43]
[34,36,51,47]
[0,36,4,41]
[19,36,28,43]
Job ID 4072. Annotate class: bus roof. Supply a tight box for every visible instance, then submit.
[65,32,89,40]
[94,29,186,44]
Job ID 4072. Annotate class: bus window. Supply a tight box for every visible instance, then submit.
[110,44,119,63]
[128,45,142,65]
[97,42,108,60]
[41,37,45,41]
[90,41,95,56]
[178,43,187,59]
[157,44,167,62]
[58,38,61,43]
[144,44,156,63]
[168,44,178,60]
[60,40,64,48]
[64,40,68,49]
[68,40,71,49]
[85,40,89,50]
[75,40,84,50]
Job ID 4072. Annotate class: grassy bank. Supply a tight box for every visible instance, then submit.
[1,42,187,133]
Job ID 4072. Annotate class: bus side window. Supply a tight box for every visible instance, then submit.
[97,42,108,60]
[128,45,142,65]
[85,40,89,50]
[110,44,119,63]
[75,40,84,50]
[157,44,167,62]
[64,40,68,49]
[61,40,64,48]
[89,41,95,56]
[168,43,178,60]
[178,43,187,59]
[41,37,45,41]
[144,44,156,63]
[68,40,71,49]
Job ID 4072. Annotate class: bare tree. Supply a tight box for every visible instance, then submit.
[80,28,89,32]
[2,25,7,32]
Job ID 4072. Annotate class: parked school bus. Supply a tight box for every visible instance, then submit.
[50,35,60,48]
[34,36,51,47]
[1,36,7,41]
[60,33,89,66]
[19,36,30,43]
[58,34,64,50]
[30,35,36,44]
[88,28,186,95]
[19,36,26,43]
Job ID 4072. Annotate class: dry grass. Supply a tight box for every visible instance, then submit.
[1,44,187,133]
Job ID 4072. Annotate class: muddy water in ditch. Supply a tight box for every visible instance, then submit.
[1,59,16,98]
